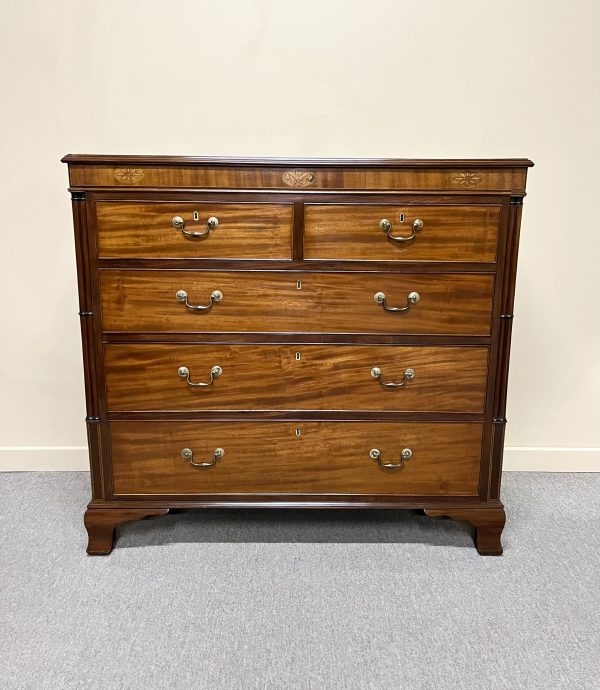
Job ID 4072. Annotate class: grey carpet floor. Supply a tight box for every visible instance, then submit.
[1,473,599,690]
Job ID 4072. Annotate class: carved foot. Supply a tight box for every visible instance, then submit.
[84,507,169,555]
[424,504,506,555]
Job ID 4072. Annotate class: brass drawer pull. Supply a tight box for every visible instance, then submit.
[374,291,420,312]
[371,367,415,388]
[369,447,413,468]
[379,218,423,243]
[172,215,219,239]
[181,447,224,467]
[178,365,222,387]
[176,289,223,311]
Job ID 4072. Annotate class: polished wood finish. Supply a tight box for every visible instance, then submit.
[71,194,105,500]
[304,204,499,262]
[424,504,506,555]
[104,344,488,412]
[63,155,532,193]
[100,270,494,335]
[63,154,535,167]
[489,199,524,499]
[64,155,531,555]
[96,201,292,259]
[110,421,482,496]
[84,507,169,554]
[69,165,524,192]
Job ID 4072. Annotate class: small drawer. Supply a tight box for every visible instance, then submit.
[304,204,499,262]
[109,421,482,496]
[96,201,293,259]
[105,344,488,413]
[100,270,494,335]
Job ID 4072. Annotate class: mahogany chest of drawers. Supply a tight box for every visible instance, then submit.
[63,155,532,555]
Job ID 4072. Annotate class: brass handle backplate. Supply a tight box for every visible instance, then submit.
[371,367,415,388]
[178,365,222,387]
[379,218,423,243]
[176,289,223,311]
[172,215,219,239]
[181,447,224,467]
[369,447,413,469]
[374,291,420,313]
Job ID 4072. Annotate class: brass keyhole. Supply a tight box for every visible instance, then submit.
[193,211,200,221]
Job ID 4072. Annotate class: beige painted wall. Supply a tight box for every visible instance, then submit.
[0,0,599,470]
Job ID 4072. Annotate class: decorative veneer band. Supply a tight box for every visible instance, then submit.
[68,165,528,193]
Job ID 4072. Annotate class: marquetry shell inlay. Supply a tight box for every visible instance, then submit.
[114,168,145,184]
[282,170,316,187]
[452,171,482,187]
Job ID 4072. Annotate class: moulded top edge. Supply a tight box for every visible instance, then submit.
[61,154,534,168]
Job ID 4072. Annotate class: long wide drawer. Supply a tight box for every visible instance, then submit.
[96,201,293,259]
[100,271,494,334]
[105,344,488,412]
[304,203,500,262]
[110,421,482,496]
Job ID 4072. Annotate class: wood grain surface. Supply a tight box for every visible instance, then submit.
[64,155,531,554]
[100,270,494,335]
[104,344,488,413]
[304,204,499,262]
[109,420,483,496]
[84,508,169,554]
[63,154,534,167]
[68,163,528,192]
[96,201,293,259]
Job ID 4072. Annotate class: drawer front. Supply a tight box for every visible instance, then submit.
[110,421,482,496]
[100,271,494,335]
[96,202,293,259]
[304,204,500,262]
[105,344,488,413]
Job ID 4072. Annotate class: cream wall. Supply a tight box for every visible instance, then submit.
[0,0,599,471]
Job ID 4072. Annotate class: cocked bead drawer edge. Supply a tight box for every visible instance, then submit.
[110,420,483,497]
[64,154,533,557]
